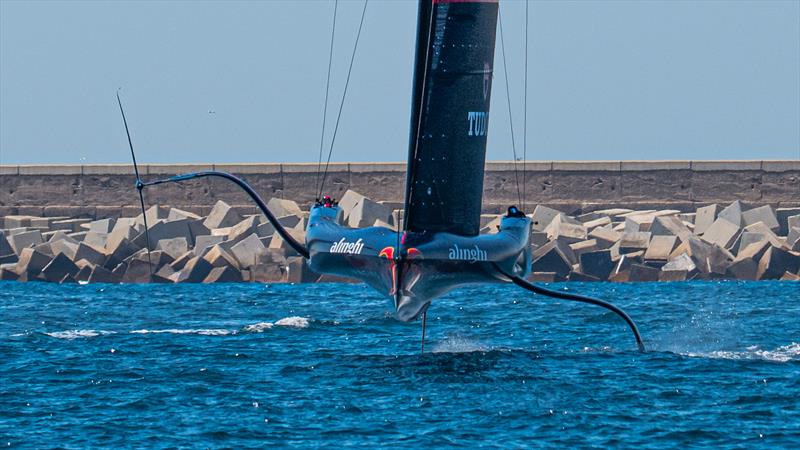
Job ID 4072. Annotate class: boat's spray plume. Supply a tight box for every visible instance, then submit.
[116,90,153,279]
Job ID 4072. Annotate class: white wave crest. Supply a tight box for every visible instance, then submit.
[686,343,800,363]
[129,329,233,336]
[273,317,310,328]
[45,330,116,340]
[242,322,274,332]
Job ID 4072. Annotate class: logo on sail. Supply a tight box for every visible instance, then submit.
[448,244,488,263]
[330,238,365,255]
[468,111,488,137]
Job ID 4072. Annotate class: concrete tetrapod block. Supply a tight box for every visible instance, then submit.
[103,237,139,270]
[152,264,176,283]
[89,218,117,233]
[529,205,563,232]
[73,242,107,266]
[644,235,678,263]
[734,232,768,255]
[135,205,170,226]
[203,244,240,269]
[46,230,78,244]
[175,256,214,283]
[532,241,573,279]
[267,198,304,218]
[787,227,800,251]
[50,239,79,261]
[742,222,785,249]
[194,235,225,255]
[188,219,211,246]
[0,253,19,265]
[662,253,698,276]
[87,265,117,284]
[203,200,243,229]
[582,216,612,231]
[14,247,51,276]
[32,240,53,256]
[40,253,80,283]
[707,244,734,276]
[156,237,190,260]
[74,264,92,283]
[168,208,201,221]
[757,246,800,280]
[725,258,759,281]
[121,259,154,283]
[170,251,195,271]
[742,205,780,232]
[269,227,306,257]
[693,204,719,235]
[0,265,19,281]
[529,231,549,251]
[629,264,660,282]
[0,230,14,256]
[569,239,598,260]
[131,249,174,269]
[337,190,366,218]
[650,216,692,240]
[286,256,320,283]
[230,233,267,269]
[7,230,43,255]
[251,263,286,283]
[589,227,621,249]
[718,200,744,227]
[659,269,688,282]
[544,215,587,244]
[105,221,140,255]
[348,198,393,229]
[701,218,740,249]
[83,232,109,249]
[567,271,601,282]
[226,216,260,245]
[203,266,243,283]
[579,249,615,280]
[577,208,632,222]
[50,218,92,232]
[256,215,302,238]
[776,209,800,236]
[780,271,800,281]
[619,232,651,253]
[736,240,771,263]
[133,218,193,249]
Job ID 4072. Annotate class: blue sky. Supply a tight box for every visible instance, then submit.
[1,0,798,164]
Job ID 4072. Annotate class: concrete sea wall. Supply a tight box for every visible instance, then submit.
[1,160,798,218]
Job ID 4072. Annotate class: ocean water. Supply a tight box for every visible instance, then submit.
[1,280,799,448]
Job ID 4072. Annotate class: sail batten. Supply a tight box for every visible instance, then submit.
[404,0,499,237]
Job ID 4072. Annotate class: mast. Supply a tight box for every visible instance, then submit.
[404,0,499,237]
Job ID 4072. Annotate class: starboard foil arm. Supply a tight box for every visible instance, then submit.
[498,265,645,352]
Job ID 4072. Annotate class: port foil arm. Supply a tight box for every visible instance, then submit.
[141,171,310,259]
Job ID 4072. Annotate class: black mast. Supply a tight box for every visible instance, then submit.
[404,0,499,237]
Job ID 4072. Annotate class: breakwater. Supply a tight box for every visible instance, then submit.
[1,160,798,219]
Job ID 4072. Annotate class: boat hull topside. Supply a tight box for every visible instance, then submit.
[306,205,531,321]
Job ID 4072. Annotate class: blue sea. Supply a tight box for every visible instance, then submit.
[1,280,799,448]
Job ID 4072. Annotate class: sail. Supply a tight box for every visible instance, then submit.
[404,0,499,237]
